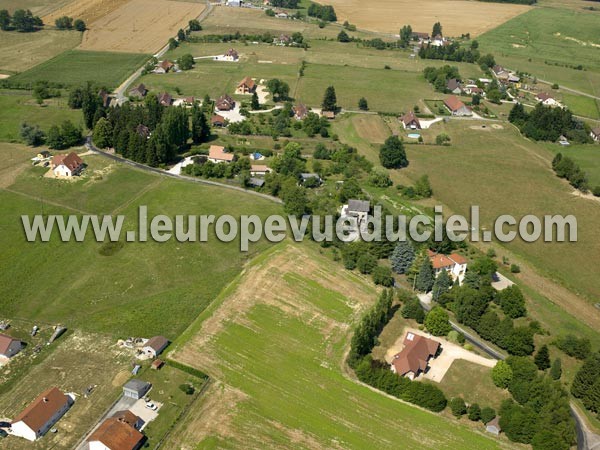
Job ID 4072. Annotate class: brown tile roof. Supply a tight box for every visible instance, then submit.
[160,60,174,71]
[392,333,439,376]
[225,48,239,58]
[0,333,19,355]
[209,145,234,162]
[111,410,141,428]
[446,78,461,92]
[400,111,421,127]
[88,418,144,450]
[211,114,226,125]
[251,164,270,172]
[238,76,256,90]
[293,103,308,119]
[52,152,83,172]
[12,387,70,431]
[536,92,553,101]
[443,95,467,112]
[145,336,169,352]
[158,92,172,106]
[216,94,234,110]
[428,250,467,269]
[591,127,600,136]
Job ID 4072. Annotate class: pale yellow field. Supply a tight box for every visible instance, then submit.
[323,0,531,37]
[43,0,130,27]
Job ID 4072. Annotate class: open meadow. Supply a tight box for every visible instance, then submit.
[319,0,530,36]
[167,243,508,449]
[0,145,282,338]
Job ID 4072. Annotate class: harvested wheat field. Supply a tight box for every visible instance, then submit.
[325,0,530,37]
[43,0,129,27]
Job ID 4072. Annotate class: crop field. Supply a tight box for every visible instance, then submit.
[0,30,81,75]
[8,50,150,89]
[0,330,130,450]
[42,0,130,28]
[77,0,205,53]
[0,91,83,143]
[321,0,530,36]
[0,147,282,338]
[3,0,74,16]
[478,8,600,96]
[167,243,506,449]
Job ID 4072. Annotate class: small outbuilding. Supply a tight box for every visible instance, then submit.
[123,380,151,400]
[486,416,501,435]
[142,336,169,358]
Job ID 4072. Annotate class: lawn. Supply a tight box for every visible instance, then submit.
[8,50,150,89]
[0,29,81,75]
[167,243,507,449]
[0,90,83,142]
[0,147,283,338]
[541,142,600,187]
[477,8,600,96]
[559,92,600,120]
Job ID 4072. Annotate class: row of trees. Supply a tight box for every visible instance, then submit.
[423,65,461,92]
[418,42,480,64]
[55,16,86,31]
[0,9,42,32]
[307,3,337,21]
[552,152,596,194]
[20,120,83,150]
[571,351,600,417]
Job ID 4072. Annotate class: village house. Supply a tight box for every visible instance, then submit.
[430,34,448,47]
[184,96,195,106]
[222,49,239,62]
[274,34,292,45]
[98,89,116,108]
[322,110,335,120]
[211,114,227,127]
[446,78,462,95]
[216,94,235,111]
[51,152,84,177]
[428,250,468,283]
[155,60,174,74]
[0,333,22,358]
[111,410,144,430]
[399,111,421,130]
[250,165,271,176]
[390,332,440,380]
[340,199,370,240]
[128,84,147,99]
[590,127,600,142]
[536,92,561,107]
[142,336,169,358]
[87,417,144,450]
[486,417,502,436]
[293,103,308,120]
[275,11,289,18]
[11,387,73,441]
[122,380,151,400]
[300,173,322,186]
[208,145,235,163]
[444,95,472,116]
[463,85,484,96]
[235,76,256,95]
[158,92,172,107]
[412,31,430,42]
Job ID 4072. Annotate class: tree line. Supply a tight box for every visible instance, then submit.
[552,152,598,194]
[307,3,337,21]
[0,9,42,32]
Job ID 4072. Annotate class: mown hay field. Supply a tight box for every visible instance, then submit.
[168,243,507,449]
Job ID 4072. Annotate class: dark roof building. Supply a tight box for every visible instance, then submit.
[391,332,440,379]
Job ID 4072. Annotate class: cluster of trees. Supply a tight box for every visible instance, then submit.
[20,123,46,146]
[348,290,448,412]
[0,9,43,32]
[419,42,480,63]
[55,16,86,31]
[177,54,194,71]
[189,31,303,46]
[379,135,408,169]
[423,65,461,92]
[188,19,202,31]
[450,397,497,425]
[270,0,300,7]
[20,120,82,149]
[509,102,591,144]
[266,78,290,102]
[571,352,600,417]
[495,356,575,449]
[307,3,337,21]
[396,174,433,199]
[554,334,592,360]
[552,153,595,194]
[183,156,251,180]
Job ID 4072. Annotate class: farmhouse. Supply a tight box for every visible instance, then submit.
[275,34,292,45]
[590,127,600,142]
[155,60,174,74]
[399,111,421,129]
[492,65,509,80]
[446,79,462,95]
[412,31,430,42]
[51,152,84,177]
[322,111,335,120]
[486,417,502,435]
[293,103,309,120]
[235,77,256,95]
[0,333,22,358]
[428,250,467,283]
[158,92,172,107]
[99,90,116,108]
[216,94,235,111]
[250,165,271,176]
[390,332,440,380]
[128,84,147,99]
[11,387,73,441]
[123,380,151,400]
[444,95,472,116]
[211,114,227,127]
[208,145,235,163]
[142,336,169,358]
[463,85,483,96]
[536,92,561,107]
[87,417,144,450]
[223,49,239,61]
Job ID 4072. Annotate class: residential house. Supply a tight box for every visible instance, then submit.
[275,11,289,18]
[590,127,600,142]
[536,92,561,107]
[158,92,172,107]
[412,31,430,42]
[292,103,308,120]
[463,85,483,96]
[486,417,502,435]
[0,333,22,358]
[122,380,151,400]
[51,152,84,177]
[250,165,271,176]
[428,250,468,283]
[211,114,227,127]
[184,96,195,106]
[340,199,370,239]
[111,410,143,430]
[128,84,147,99]
[228,0,241,6]
[248,177,265,188]
[222,49,239,61]
[390,332,440,380]
[300,172,322,185]
[322,110,335,120]
[399,111,421,130]
[235,76,256,95]
[446,78,462,95]
[87,417,144,450]
[444,95,472,116]
[275,34,291,45]
[155,60,174,74]
[431,34,447,47]
[11,387,73,441]
[492,65,509,81]
[142,336,169,358]
[216,94,235,111]
[208,145,235,163]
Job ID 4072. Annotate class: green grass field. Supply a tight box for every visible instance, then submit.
[477,8,600,96]
[0,91,83,142]
[8,50,150,89]
[168,243,506,449]
[0,147,282,338]
[541,142,600,186]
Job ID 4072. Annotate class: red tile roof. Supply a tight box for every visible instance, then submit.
[536,92,553,101]
[88,418,144,450]
[52,152,83,172]
[111,410,141,428]
[12,387,70,431]
[400,111,421,127]
[443,95,467,112]
[428,250,467,269]
[392,333,439,376]
[209,145,234,162]
[238,76,256,90]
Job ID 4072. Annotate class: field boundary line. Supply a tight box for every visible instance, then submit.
[110,177,163,215]
[2,187,93,215]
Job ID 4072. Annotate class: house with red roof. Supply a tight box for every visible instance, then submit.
[443,95,472,116]
[428,250,468,283]
[391,332,440,380]
[536,92,561,107]
[208,145,235,163]
[87,417,144,450]
[51,152,84,177]
[235,76,256,95]
[399,111,421,130]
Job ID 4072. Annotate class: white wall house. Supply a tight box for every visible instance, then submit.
[428,251,468,284]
